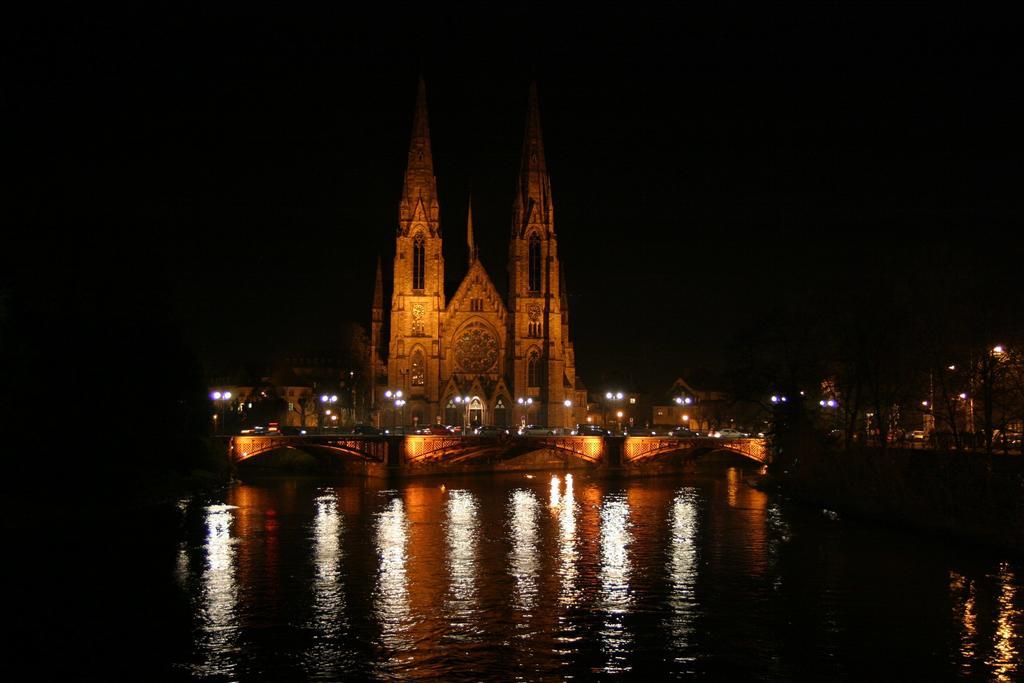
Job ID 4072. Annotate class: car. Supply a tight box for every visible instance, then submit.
[417,424,453,435]
[669,426,696,438]
[383,426,407,435]
[351,424,382,436]
[572,424,609,436]
[472,425,510,437]
[715,428,748,438]
[624,424,658,436]
[909,430,927,441]
[518,424,554,436]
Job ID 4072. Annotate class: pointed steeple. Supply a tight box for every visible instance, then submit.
[372,254,384,313]
[399,76,440,236]
[513,81,554,236]
[466,196,477,264]
[407,76,432,172]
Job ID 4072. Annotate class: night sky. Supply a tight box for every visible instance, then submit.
[9,6,1023,393]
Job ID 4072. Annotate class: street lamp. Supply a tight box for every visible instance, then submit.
[384,389,404,431]
[454,395,473,433]
[603,391,624,431]
[320,393,338,433]
[463,396,473,432]
[210,390,232,434]
[516,397,534,431]
[348,370,357,423]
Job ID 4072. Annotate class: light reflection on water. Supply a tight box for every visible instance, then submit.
[444,489,479,637]
[168,472,1024,679]
[196,504,239,678]
[599,492,633,673]
[508,488,541,617]
[374,495,411,660]
[668,487,700,662]
[556,474,580,608]
[305,489,348,676]
[992,564,1020,681]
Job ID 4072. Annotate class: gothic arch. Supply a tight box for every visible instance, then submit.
[491,387,512,428]
[527,346,542,388]
[412,231,425,290]
[409,345,426,386]
[528,231,542,292]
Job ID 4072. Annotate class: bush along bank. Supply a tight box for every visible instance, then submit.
[773,440,1024,554]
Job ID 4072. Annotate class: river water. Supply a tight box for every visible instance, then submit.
[15,465,1022,679]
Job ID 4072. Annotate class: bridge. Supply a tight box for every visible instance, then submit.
[228,433,768,470]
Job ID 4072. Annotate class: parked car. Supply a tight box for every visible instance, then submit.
[572,424,609,436]
[518,424,555,436]
[472,425,509,437]
[669,426,696,438]
[417,424,453,435]
[351,424,382,436]
[623,424,658,436]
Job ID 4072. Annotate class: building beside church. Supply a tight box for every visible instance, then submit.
[369,78,586,430]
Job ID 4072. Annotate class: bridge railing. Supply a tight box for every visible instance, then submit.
[228,433,768,466]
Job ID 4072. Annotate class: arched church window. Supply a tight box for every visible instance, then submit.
[527,350,541,388]
[411,303,425,335]
[528,233,542,292]
[413,233,425,290]
[411,348,425,386]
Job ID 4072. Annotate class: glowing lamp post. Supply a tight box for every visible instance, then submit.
[210,390,232,434]
[320,393,338,433]
[603,391,624,430]
[384,389,405,431]
[516,397,534,430]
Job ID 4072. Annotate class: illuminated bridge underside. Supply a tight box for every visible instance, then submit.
[402,435,605,465]
[231,435,389,463]
[623,437,768,464]
[228,435,767,467]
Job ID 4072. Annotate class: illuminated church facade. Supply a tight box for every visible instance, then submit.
[370,79,586,429]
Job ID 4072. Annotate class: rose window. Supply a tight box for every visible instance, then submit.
[455,325,498,373]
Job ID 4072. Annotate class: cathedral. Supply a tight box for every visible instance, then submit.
[369,78,586,431]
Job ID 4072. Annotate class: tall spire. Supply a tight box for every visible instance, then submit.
[399,76,440,236]
[513,81,554,236]
[466,196,476,264]
[372,254,384,312]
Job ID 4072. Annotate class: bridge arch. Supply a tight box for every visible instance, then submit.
[231,435,388,466]
[622,437,768,466]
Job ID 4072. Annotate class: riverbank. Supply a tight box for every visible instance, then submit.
[771,446,1024,554]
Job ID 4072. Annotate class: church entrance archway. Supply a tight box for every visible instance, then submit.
[469,397,483,428]
[493,398,508,427]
